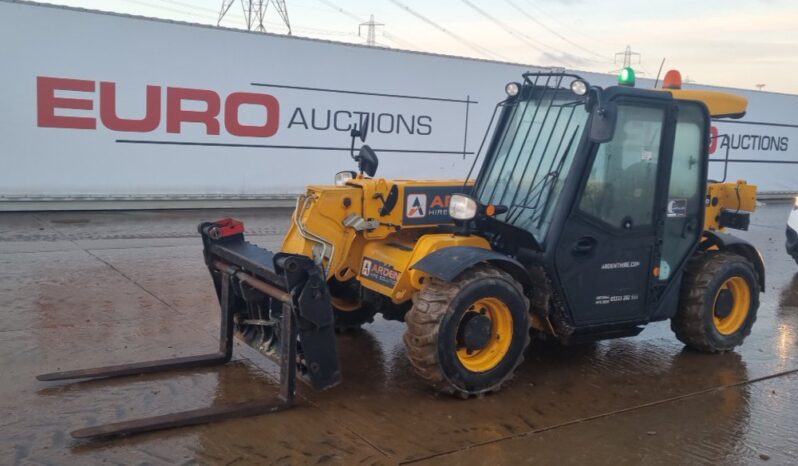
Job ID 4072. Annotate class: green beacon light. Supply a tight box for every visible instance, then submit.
[618,66,636,87]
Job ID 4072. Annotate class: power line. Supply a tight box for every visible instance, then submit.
[80,0,379,43]
[504,0,612,62]
[383,31,421,50]
[291,24,359,37]
[117,0,219,22]
[520,0,612,48]
[315,0,361,23]
[387,0,510,61]
[315,0,425,51]
[211,0,357,39]
[359,15,384,46]
[460,0,594,66]
[218,0,291,34]
[161,0,220,16]
[613,45,641,72]
[461,0,547,53]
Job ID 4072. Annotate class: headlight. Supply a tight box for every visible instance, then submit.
[570,79,588,96]
[334,170,356,186]
[505,82,520,97]
[794,196,798,210]
[449,194,478,220]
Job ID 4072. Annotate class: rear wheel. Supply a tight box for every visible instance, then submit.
[404,265,530,397]
[671,251,759,352]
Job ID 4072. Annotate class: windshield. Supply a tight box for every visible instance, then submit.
[474,85,588,241]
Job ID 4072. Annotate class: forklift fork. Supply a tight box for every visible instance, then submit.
[37,219,340,440]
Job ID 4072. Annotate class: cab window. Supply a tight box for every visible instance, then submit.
[578,103,666,230]
[659,104,706,280]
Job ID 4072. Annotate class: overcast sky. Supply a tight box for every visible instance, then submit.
[45,0,798,94]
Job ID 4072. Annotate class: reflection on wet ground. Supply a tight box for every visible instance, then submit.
[1,204,797,464]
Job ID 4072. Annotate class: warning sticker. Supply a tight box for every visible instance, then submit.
[667,199,688,218]
[361,257,400,288]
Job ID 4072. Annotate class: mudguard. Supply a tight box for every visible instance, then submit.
[703,230,766,290]
[411,246,532,289]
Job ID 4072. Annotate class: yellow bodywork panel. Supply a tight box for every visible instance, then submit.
[348,178,472,240]
[280,185,364,282]
[704,180,757,231]
[280,176,482,302]
[359,233,491,303]
[655,89,748,119]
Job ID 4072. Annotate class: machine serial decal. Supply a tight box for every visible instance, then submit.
[600,260,641,270]
[361,257,400,288]
[595,294,640,305]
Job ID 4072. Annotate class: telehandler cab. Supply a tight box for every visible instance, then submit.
[39,71,763,439]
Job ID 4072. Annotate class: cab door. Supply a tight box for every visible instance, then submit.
[554,99,674,326]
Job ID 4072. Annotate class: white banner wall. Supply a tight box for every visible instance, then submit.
[1,1,797,210]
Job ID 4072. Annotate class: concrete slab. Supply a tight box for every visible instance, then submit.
[418,372,798,465]
[1,203,796,464]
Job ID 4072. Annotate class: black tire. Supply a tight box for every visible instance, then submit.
[327,278,376,332]
[671,251,759,353]
[333,306,377,332]
[403,265,530,397]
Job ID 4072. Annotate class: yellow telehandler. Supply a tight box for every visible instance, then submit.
[40,70,762,439]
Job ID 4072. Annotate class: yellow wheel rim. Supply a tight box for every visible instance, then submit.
[713,276,751,335]
[456,297,513,373]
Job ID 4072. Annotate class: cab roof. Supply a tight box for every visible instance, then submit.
[656,89,748,119]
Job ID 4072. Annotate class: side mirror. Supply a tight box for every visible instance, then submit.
[356,145,379,177]
[350,115,369,143]
[359,116,369,142]
[589,101,618,143]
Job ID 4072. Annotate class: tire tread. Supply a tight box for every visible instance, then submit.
[671,250,758,352]
[403,265,530,397]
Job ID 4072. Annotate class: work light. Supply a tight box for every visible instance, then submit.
[570,79,588,96]
[334,171,356,186]
[505,82,520,97]
[449,194,478,220]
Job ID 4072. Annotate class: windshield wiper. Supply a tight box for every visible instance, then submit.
[505,126,579,225]
[505,171,558,224]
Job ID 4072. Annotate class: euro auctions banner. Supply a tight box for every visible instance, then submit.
[0,1,514,201]
[1,0,797,208]
[710,117,798,191]
[706,83,798,191]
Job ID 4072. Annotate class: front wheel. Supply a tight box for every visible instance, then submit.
[671,251,759,352]
[404,265,530,397]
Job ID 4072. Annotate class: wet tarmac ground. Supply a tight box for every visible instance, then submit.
[2,202,798,465]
